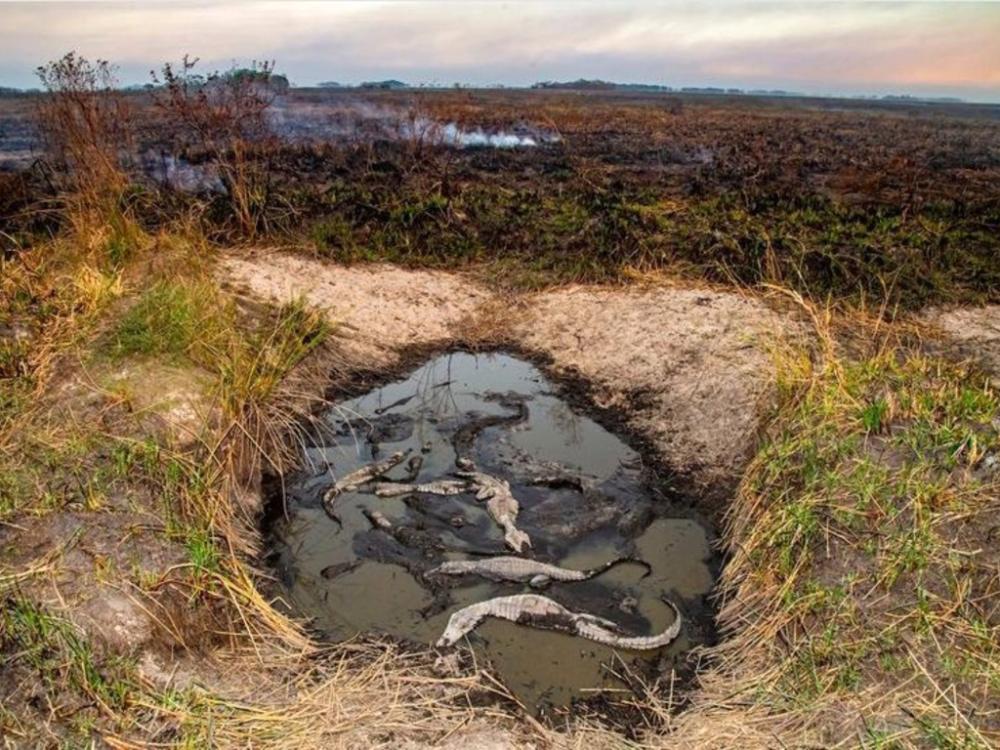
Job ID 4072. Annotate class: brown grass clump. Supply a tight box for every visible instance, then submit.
[122,643,518,749]
[1,229,329,735]
[33,53,135,241]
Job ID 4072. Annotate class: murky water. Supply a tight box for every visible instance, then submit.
[268,352,716,709]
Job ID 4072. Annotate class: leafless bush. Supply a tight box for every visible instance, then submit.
[34,52,132,215]
[152,56,282,238]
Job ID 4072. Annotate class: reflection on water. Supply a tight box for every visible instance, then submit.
[269,352,717,710]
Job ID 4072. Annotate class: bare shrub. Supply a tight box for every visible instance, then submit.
[152,56,282,239]
[33,52,133,220]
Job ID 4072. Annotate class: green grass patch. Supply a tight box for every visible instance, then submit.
[738,340,1000,738]
[108,281,222,360]
[0,597,135,711]
[216,298,329,418]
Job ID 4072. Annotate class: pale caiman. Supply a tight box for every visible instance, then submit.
[436,593,682,650]
[427,555,651,588]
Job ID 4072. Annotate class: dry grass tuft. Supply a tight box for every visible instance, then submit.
[674,298,1000,748]
[122,643,520,749]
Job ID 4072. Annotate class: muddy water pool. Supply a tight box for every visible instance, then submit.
[268,352,717,709]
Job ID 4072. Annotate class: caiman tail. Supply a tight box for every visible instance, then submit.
[584,556,652,581]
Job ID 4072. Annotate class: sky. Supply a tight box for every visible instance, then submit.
[0,1,998,102]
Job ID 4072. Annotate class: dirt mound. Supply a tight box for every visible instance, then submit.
[514,286,793,503]
[221,251,492,366]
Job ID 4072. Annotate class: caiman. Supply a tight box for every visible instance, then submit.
[427,555,651,588]
[322,451,409,523]
[436,593,682,650]
[373,460,532,553]
[454,468,531,553]
[372,479,470,497]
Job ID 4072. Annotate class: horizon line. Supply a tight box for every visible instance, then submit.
[2,76,998,106]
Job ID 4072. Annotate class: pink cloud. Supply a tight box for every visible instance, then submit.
[0,1,996,100]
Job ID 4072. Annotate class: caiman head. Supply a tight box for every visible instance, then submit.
[504,527,531,553]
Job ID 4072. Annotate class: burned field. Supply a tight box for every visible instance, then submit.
[2,69,1000,749]
[4,86,1000,304]
[271,89,1000,305]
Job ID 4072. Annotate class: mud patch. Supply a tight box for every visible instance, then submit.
[924,305,1000,378]
[267,351,718,711]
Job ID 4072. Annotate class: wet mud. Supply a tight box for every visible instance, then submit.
[267,351,718,709]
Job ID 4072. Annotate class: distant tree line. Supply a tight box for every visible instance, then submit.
[1,69,969,103]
